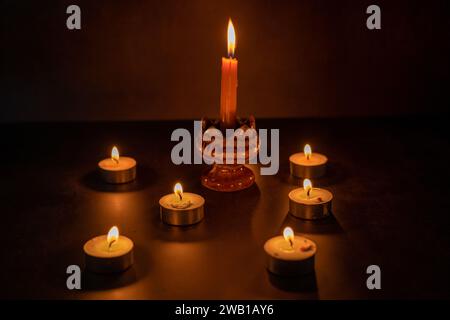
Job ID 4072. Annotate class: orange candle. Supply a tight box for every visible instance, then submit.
[220,19,238,129]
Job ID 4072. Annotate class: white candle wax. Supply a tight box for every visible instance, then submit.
[98,147,136,184]
[264,231,317,276]
[289,186,333,220]
[84,231,134,274]
[159,184,205,226]
[289,145,327,179]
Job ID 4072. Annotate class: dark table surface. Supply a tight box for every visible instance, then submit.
[1,117,449,299]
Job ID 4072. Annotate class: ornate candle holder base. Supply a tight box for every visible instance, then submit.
[200,116,257,192]
[201,164,255,192]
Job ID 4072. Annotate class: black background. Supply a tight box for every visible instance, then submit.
[1,0,449,122]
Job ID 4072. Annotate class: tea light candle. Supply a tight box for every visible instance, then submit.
[98,146,136,184]
[290,144,327,179]
[264,227,317,276]
[159,183,205,226]
[84,226,134,273]
[289,179,333,220]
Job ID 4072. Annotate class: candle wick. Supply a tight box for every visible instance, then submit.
[177,192,182,201]
[289,239,294,248]
[307,188,311,197]
[112,158,119,165]
[108,239,116,249]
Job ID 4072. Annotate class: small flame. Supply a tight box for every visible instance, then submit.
[227,19,236,58]
[107,226,119,248]
[304,144,312,160]
[303,179,312,196]
[283,227,294,247]
[111,146,119,163]
[174,182,183,200]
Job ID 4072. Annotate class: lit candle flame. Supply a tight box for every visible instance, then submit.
[283,227,294,248]
[304,144,312,160]
[227,18,236,58]
[111,146,119,164]
[107,226,119,248]
[174,182,183,201]
[303,178,312,197]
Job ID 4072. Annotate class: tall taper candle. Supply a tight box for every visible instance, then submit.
[220,19,238,129]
